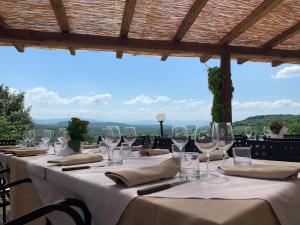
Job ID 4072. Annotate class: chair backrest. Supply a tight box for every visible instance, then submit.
[247,140,300,162]
[153,137,172,151]
[284,134,300,139]
[0,140,16,146]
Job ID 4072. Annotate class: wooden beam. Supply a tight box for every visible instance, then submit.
[117,0,137,58]
[49,0,69,32]
[271,61,284,67]
[0,28,299,61]
[237,22,300,64]
[162,0,209,61]
[0,17,25,52]
[204,0,284,62]
[49,0,75,56]
[120,0,136,38]
[237,58,248,64]
[263,21,300,49]
[116,50,123,59]
[220,51,232,123]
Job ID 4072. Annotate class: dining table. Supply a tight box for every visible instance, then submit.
[2,148,300,225]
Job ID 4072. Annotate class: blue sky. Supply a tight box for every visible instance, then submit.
[1,46,300,122]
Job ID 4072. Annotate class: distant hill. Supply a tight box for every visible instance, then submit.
[233,114,300,135]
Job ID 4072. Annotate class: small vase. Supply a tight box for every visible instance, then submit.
[59,142,83,156]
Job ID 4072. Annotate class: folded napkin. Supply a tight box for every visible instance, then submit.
[139,148,170,156]
[0,146,17,150]
[219,164,300,180]
[105,158,180,187]
[83,144,99,149]
[199,153,228,162]
[0,147,47,156]
[12,149,47,157]
[131,145,143,151]
[48,153,103,166]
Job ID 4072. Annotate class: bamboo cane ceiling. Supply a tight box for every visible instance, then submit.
[0,0,299,65]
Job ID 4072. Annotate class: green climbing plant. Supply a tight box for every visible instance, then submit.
[208,67,234,123]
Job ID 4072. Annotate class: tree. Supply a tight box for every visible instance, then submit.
[0,84,33,139]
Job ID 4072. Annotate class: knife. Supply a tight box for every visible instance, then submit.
[62,165,105,171]
[137,180,190,196]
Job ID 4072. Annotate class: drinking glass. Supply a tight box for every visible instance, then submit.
[103,126,121,149]
[263,126,271,137]
[57,128,66,143]
[232,147,252,166]
[171,125,189,151]
[244,127,252,139]
[41,130,52,146]
[123,127,137,154]
[194,123,219,178]
[24,130,35,147]
[108,147,123,165]
[216,122,234,165]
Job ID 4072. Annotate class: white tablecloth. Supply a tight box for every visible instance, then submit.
[25,154,300,225]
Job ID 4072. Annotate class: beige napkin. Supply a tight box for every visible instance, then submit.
[219,164,300,180]
[131,145,143,151]
[105,158,180,187]
[140,148,170,156]
[12,149,47,157]
[199,153,228,162]
[48,153,103,166]
[0,145,17,150]
[83,144,99,149]
[0,147,47,156]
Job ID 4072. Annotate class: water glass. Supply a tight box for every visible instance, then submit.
[54,142,63,155]
[180,152,200,180]
[172,144,180,158]
[232,147,252,166]
[108,147,123,165]
[121,143,131,158]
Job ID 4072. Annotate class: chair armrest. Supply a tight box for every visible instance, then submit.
[0,178,31,191]
[57,198,91,225]
[5,203,85,225]
[0,168,10,175]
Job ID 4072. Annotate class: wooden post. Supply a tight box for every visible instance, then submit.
[220,51,232,123]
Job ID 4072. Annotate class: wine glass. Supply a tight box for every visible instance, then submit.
[41,130,52,146]
[123,127,137,153]
[24,130,35,147]
[263,126,271,138]
[103,126,121,149]
[244,126,252,139]
[57,128,66,143]
[171,125,189,152]
[216,122,234,165]
[194,123,219,178]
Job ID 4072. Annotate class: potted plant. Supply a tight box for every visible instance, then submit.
[269,120,288,139]
[62,117,89,155]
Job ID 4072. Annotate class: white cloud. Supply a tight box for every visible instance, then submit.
[232,99,300,109]
[186,101,203,108]
[272,65,300,79]
[172,99,187,104]
[25,87,112,105]
[123,95,170,105]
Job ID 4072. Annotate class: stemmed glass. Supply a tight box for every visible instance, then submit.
[123,127,137,154]
[194,123,219,178]
[41,130,52,146]
[216,122,234,165]
[57,128,66,143]
[171,125,189,153]
[263,126,271,138]
[244,126,252,139]
[23,130,35,147]
[103,126,121,149]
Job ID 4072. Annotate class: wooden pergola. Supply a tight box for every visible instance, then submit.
[0,0,299,122]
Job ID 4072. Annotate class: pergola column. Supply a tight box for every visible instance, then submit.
[220,51,232,123]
